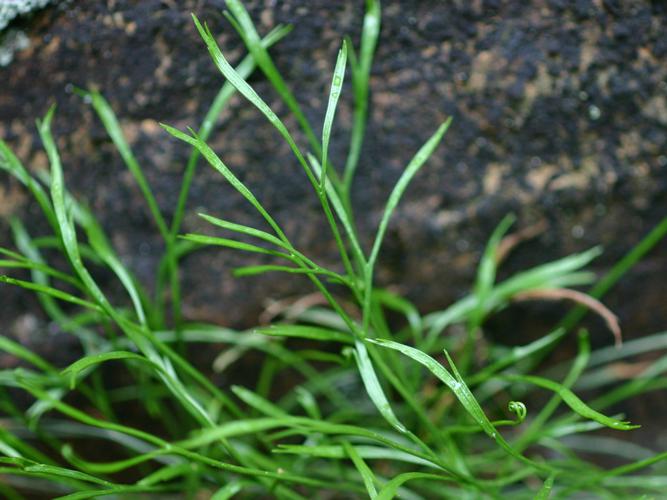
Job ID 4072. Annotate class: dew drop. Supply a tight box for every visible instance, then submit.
[588,105,601,120]
[571,225,584,239]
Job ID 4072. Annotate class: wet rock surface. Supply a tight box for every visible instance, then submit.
[1,0,666,345]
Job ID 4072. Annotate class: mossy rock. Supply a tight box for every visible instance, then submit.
[1,0,666,342]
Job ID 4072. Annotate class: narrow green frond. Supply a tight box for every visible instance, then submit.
[0,275,103,312]
[375,472,453,500]
[161,123,285,240]
[343,0,381,193]
[320,41,348,190]
[224,0,328,175]
[368,118,452,271]
[353,340,407,433]
[258,324,353,344]
[190,15,319,191]
[470,214,515,330]
[503,374,639,430]
[199,213,287,249]
[81,90,169,239]
[0,140,58,232]
[342,441,378,497]
[61,351,159,390]
[180,233,286,257]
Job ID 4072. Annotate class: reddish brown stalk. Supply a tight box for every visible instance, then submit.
[513,288,622,347]
[496,219,548,265]
[260,292,328,324]
[260,292,360,324]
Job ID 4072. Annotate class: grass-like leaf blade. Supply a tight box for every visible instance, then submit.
[372,338,550,471]
[343,441,378,497]
[353,340,407,434]
[375,472,453,500]
[0,275,102,312]
[224,0,326,176]
[503,374,639,430]
[61,351,159,389]
[180,234,286,258]
[367,118,452,271]
[320,41,347,190]
[82,90,169,240]
[258,324,353,344]
[342,0,381,193]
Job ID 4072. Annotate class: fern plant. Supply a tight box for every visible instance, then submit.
[1,1,666,498]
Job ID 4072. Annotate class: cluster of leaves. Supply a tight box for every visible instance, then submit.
[1,1,666,498]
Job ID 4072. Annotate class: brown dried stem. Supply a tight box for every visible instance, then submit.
[513,288,622,347]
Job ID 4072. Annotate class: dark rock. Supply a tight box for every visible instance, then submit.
[0,0,666,343]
